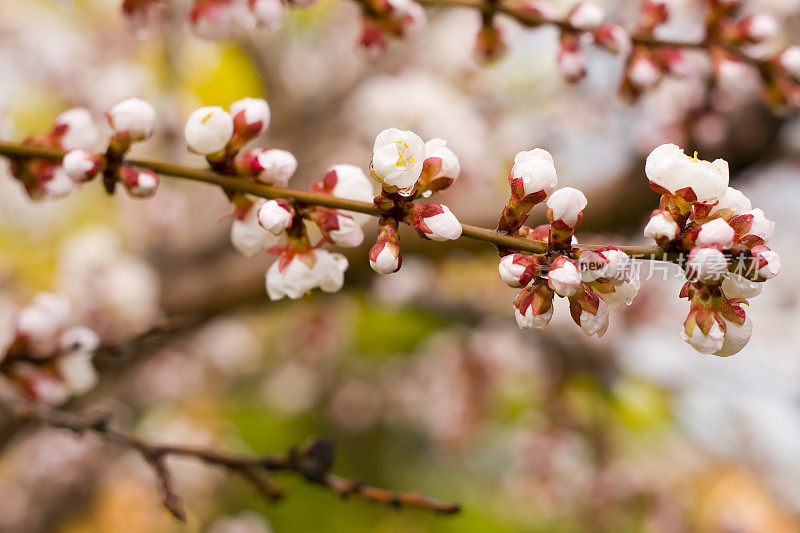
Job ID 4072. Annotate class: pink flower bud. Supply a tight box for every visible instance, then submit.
[412,204,462,241]
[753,246,780,279]
[257,199,294,235]
[695,218,735,249]
[328,213,364,248]
[53,108,98,151]
[419,138,460,193]
[370,223,401,275]
[627,52,662,89]
[255,149,297,186]
[509,148,558,201]
[230,97,270,142]
[643,209,680,241]
[568,2,604,30]
[598,278,640,310]
[62,149,102,183]
[686,246,729,283]
[593,23,631,55]
[569,288,609,337]
[184,106,234,155]
[119,166,159,198]
[547,255,582,297]
[387,0,427,40]
[580,246,632,282]
[547,187,587,228]
[321,164,375,203]
[106,97,156,142]
[189,0,241,39]
[498,253,540,287]
[557,39,586,83]
[514,281,554,330]
[729,208,775,246]
[739,13,778,43]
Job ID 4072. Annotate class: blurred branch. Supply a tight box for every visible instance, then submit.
[0,141,677,260]
[0,395,461,520]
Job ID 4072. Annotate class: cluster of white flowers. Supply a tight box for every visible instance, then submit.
[497,148,639,337]
[183,99,380,300]
[10,98,159,200]
[643,143,779,356]
[0,293,99,405]
[187,0,294,40]
[357,0,427,59]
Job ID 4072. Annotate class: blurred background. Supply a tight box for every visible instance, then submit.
[2,0,800,531]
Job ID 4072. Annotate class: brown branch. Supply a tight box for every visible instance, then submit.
[0,395,460,518]
[0,141,676,260]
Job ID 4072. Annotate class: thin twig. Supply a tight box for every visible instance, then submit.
[0,395,460,518]
[0,141,674,260]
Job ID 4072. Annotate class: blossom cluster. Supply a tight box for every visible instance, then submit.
[123,0,301,38]
[643,144,779,356]
[496,149,639,337]
[0,293,99,405]
[116,0,800,109]
[182,99,375,300]
[9,98,159,201]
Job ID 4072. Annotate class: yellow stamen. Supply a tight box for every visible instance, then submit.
[692,150,699,161]
[201,113,213,124]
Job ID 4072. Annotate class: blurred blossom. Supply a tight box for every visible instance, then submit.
[328,377,382,433]
[260,362,320,417]
[57,227,161,341]
[208,512,273,533]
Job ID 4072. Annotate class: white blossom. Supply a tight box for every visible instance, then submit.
[230,97,270,136]
[231,200,280,257]
[599,278,640,311]
[184,106,234,154]
[423,138,461,182]
[578,298,609,337]
[499,254,531,287]
[515,304,553,330]
[547,187,587,227]
[370,243,400,275]
[266,250,348,300]
[56,352,98,395]
[755,248,781,279]
[643,210,680,241]
[686,246,729,283]
[568,2,604,30]
[62,150,101,183]
[682,320,725,354]
[43,167,78,198]
[106,97,156,141]
[645,143,729,202]
[16,293,71,357]
[510,148,558,198]
[417,205,462,241]
[713,316,752,357]
[257,200,293,235]
[738,208,775,243]
[328,214,364,247]
[54,108,98,151]
[371,128,426,195]
[547,258,582,297]
[710,187,751,217]
[721,272,762,299]
[256,149,297,186]
[696,218,735,248]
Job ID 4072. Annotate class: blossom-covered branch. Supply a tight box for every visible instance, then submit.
[121,0,800,109]
[0,96,780,360]
[0,139,664,258]
[0,395,461,519]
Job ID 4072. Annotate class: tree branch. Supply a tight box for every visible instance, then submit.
[0,141,675,260]
[0,395,461,518]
